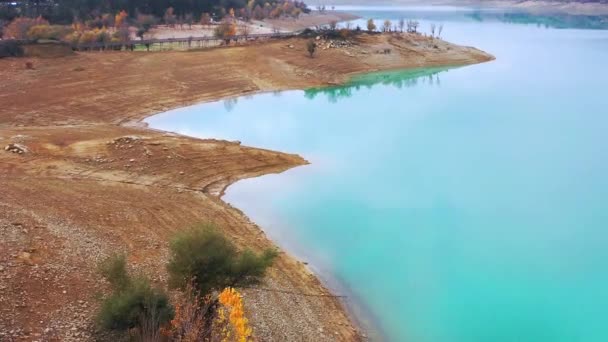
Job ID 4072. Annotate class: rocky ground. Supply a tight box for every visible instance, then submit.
[0,33,493,341]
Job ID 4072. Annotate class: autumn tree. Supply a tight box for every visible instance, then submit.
[12,0,310,25]
[164,282,207,341]
[383,19,392,32]
[200,12,211,27]
[292,7,302,18]
[306,39,316,58]
[115,10,128,28]
[5,16,49,39]
[366,18,376,32]
[216,288,252,341]
[163,7,177,27]
[214,17,237,43]
[26,24,72,41]
[85,14,114,29]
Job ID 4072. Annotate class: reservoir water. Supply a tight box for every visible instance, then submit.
[146,7,608,342]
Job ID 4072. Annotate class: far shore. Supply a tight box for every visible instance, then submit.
[261,10,360,31]
[0,31,493,341]
[449,0,608,16]
[331,0,608,16]
[143,11,360,40]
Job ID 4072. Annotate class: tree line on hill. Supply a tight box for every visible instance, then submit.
[0,0,309,24]
[0,0,310,45]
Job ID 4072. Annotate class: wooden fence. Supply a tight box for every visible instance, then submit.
[63,32,297,51]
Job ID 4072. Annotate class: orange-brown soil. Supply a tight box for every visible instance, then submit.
[0,33,493,341]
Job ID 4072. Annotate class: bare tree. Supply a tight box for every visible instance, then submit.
[184,13,194,29]
[438,24,444,38]
[430,23,436,38]
[406,20,419,33]
[329,20,337,31]
[200,13,211,27]
[398,18,405,32]
[136,296,163,342]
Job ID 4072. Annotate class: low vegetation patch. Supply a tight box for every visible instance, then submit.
[96,225,277,341]
[167,223,277,295]
[97,255,174,338]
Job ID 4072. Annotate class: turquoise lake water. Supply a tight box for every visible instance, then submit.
[146,7,608,342]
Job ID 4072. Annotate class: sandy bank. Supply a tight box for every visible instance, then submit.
[0,33,493,341]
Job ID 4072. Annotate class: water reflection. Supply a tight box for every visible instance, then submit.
[304,66,449,103]
[223,97,238,112]
[468,11,608,29]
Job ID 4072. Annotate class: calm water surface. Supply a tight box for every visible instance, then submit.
[147,7,608,342]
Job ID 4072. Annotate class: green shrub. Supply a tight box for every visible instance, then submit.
[98,277,173,331]
[98,254,131,291]
[97,255,174,333]
[167,224,277,295]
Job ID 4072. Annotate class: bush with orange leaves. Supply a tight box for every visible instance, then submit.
[163,284,253,342]
[26,25,73,41]
[115,10,128,28]
[217,288,252,342]
[214,18,237,41]
[5,16,49,39]
[163,282,209,341]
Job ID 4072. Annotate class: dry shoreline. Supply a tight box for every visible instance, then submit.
[0,33,493,341]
